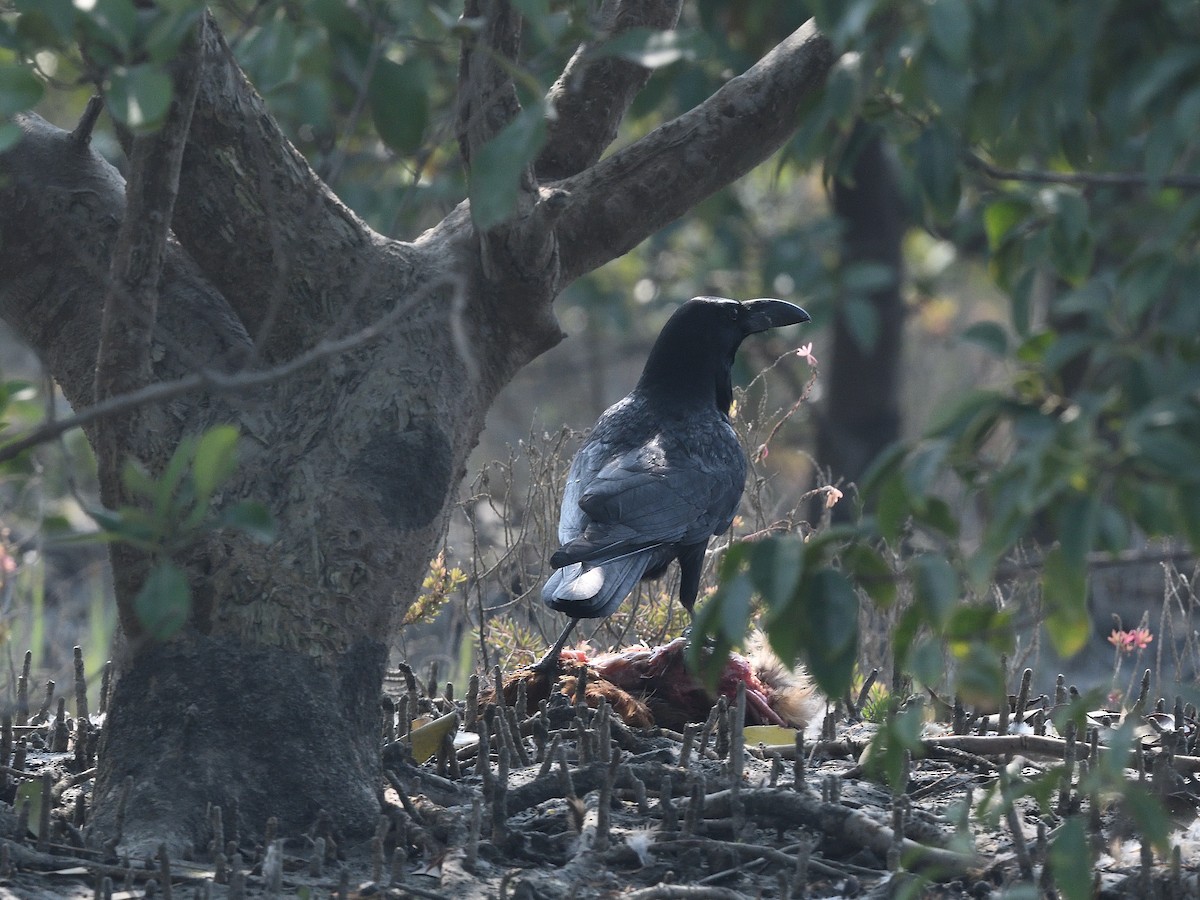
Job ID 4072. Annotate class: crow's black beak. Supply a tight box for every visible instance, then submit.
[740,298,811,334]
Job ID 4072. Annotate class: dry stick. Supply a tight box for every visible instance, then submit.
[555,742,576,800]
[574,714,591,765]
[952,694,966,735]
[515,678,528,720]
[698,703,722,758]
[714,696,731,759]
[491,737,510,846]
[1014,668,1032,724]
[537,733,562,778]
[503,706,531,767]
[679,724,697,769]
[465,674,480,733]
[730,682,746,783]
[157,844,173,900]
[464,797,482,873]
[595,700,612,764]
[474,713,491,779]
[683,775,706,837]
[660,775,678,836]
[309,836,326,878]
[997,655,1010,735]
[73,647,88,721]
[52,698,69,752]
[35,681,54,725]
[854,669,879,718]
[36,773,51,852]
[1056,721,1078,817]
[15,660,29,726]
[1132,669,1152,716]
[533,700,549,763]
[999,767,1034,880]
[595,750,620,852]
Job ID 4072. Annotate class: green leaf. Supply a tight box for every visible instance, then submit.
[218,501,276,543]
[192,425,240,504]
[132,560,191,640]
[107,64,174,130]
[468,107,547,230]
[369,58,429,155]
[1042,547,1089,656]
[746,537,803,610]
[0,64,44,116]
[913,553,958,627]
[1048,190,1093,285]
[1048,818,1093,900]
[15,0,76,41]
[961,320,1008,356]
[793,569,858,696]
[842,543,896,608]
[81,0,139,56]
[926,0,973,67]
[715,571,753,645]
[983,198,1031,251]
[952,643,1004,706]
[915,124,961,224]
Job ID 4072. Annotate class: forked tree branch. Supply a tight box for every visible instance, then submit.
[535,0,683,181]
[554,19,834,284]
[167,14,377,362]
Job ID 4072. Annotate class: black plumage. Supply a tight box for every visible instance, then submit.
[536,296,811,670]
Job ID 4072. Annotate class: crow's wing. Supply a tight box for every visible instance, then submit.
[551,426,746,567]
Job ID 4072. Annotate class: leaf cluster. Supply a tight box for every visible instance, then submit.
[88,426,273,640]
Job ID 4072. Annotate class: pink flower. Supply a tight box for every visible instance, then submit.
[797,343,818,368]
[1108,627,1153,654]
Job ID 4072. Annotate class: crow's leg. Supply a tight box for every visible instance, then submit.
[531,618,579,673]
[677,541,707,636]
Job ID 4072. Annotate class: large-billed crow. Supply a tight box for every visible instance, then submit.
[535,296,810,671]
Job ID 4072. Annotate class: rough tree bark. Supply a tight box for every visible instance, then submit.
[0,3,832,855]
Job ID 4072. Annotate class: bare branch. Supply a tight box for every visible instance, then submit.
[554,20,834,284]
[966,151,1200,190]
[535,0,683,181]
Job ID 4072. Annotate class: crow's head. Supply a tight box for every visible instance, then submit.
[638,296,810,413]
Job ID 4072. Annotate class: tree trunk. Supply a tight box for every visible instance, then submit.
[0,5,832,855]
[818,127,906,507]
